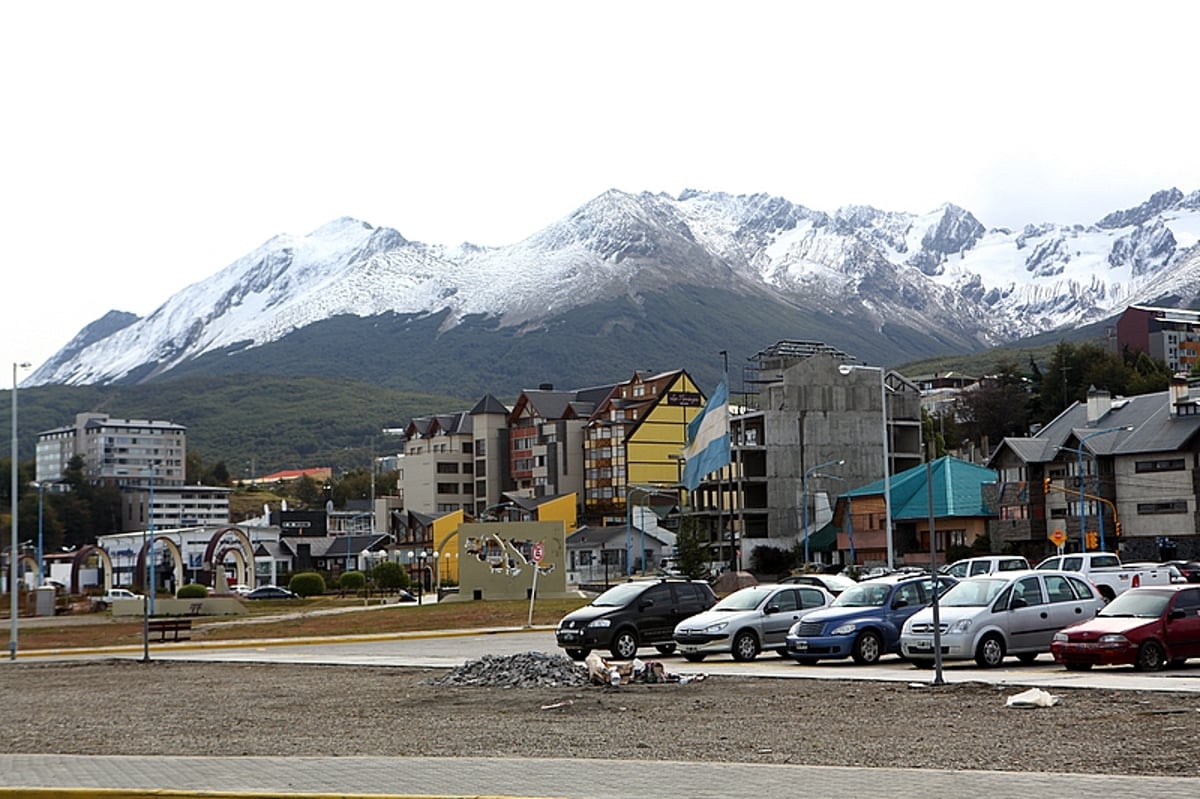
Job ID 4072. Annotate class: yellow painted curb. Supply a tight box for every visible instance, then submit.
[0,789,565,799]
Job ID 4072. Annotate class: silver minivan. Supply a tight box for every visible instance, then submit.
[900,570,1104,667]
[940,555,1029,579]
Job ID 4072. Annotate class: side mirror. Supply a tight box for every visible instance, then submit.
[892,598,909,609]
[639,599,655,610]
[1169,609,1186,621]
[1010,597,1028,610]
[764,604,779,614]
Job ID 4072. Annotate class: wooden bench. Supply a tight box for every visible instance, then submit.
[147,618,192,642]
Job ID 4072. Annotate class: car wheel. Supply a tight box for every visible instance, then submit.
[851,630,883,665]
[683,653,707,662]
[1016,652,1039,665]
[1135,640,1166,672]
[974,634,1006,668]
[1064,662,1092,671]
[610,629,639,660]
[732,630,760,662]
[565,648,590,661]
[655,644,676,656]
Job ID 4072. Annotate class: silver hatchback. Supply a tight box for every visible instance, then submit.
[673,583,833,662]
[900,569,1105,667]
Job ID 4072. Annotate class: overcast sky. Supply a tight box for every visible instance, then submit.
[3,1,1198,379]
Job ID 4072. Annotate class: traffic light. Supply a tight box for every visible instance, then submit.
[1043,476,1051,493]
[1085,531,1099,550]
[1114,521,1121,538]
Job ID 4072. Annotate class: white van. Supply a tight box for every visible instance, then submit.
[941,555,1030,579]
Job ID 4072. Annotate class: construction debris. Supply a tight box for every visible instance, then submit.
[431,651,589,688]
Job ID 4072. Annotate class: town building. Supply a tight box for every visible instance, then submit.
[35,412,187,487]
[1116,305,1200,374]
[987,376,1200,562]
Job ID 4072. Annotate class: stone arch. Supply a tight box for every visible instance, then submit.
[202,527,254,587]
[135,535,185,594]
[212,546,248,590]
[18,554,37,587]
[70,545,113,594]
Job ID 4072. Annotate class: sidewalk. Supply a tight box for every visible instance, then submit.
[3,754,1200,799]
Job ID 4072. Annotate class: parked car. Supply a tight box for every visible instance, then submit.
[673,583,833,662]
[245,585,298,600]
[1036,552,1172,601]
[940,555,1030,579]
[555,578,717,661]
[778,573,858,596]
[1161,560,1200,584]
[786,573,957,664]
[1050,584,1200,671]
[91,587,145,610]
[900,570,1105,667]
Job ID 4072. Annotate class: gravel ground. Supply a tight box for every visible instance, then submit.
[4,656,1200,776]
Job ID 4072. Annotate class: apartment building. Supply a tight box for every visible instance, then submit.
[1117,305,1200,374]
[987,376,1200,561]
[36,412,187,486]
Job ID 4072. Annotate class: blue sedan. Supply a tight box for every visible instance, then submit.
[786,573,956,664]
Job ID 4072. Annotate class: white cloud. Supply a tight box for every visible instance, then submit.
[3,0,1198,375]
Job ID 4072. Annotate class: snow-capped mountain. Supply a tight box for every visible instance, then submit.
[27,187,1200,391]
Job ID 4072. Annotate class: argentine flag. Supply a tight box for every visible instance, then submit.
[682,377,731,491]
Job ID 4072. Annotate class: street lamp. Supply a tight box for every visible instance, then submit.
[407,549,436,604]
[838,363,893,570]
[10,361,30,661]
[626,485,666,576]
[1065,425,1133,552]
[802,460,844,567]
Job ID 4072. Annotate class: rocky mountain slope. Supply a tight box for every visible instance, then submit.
[27,187,1200,397]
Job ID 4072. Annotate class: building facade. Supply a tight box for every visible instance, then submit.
[36,412,187,487]
[1117,305,1200,374]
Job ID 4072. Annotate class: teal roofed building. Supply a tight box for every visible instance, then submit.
[832,456,999,569]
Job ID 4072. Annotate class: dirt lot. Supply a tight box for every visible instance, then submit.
[3,658,1199,776]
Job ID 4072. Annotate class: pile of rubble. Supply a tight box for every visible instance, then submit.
[430,651,590,688]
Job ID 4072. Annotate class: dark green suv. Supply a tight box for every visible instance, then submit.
[555,578,718,660]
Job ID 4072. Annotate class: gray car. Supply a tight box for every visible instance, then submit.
[673,583,833,662]
[900,569,1105,667]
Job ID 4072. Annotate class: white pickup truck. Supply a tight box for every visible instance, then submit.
[91,587,145,610]
[1035,552,1173,600]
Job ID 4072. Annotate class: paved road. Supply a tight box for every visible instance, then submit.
[20,624,1200,694]
[7,623,1200,798]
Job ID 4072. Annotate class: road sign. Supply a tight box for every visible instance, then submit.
[1049,529,1067,547]
[531,542,544,563]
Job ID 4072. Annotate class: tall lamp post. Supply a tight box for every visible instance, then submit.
[802,460,844,567]
[10,361,30,661]
[33,481,44,587]
[1066,425,1132,552]
[838,363,893,570]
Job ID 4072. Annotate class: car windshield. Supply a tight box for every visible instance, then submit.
[1097,591,1171,619]
[591,583,651,607]
[938,578,1009,607]
[713,586,775,611]
[831,583,891,607]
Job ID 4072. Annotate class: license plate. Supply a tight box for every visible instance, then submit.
[792,641,808,651]
[680,644,701,653]
[559,630,577,639]
[911,640,932,651]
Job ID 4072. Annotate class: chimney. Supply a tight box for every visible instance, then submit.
[1086,385,1111,424]
[1168,373,1189,417]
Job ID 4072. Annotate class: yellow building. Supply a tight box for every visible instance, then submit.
[583,369,706,526]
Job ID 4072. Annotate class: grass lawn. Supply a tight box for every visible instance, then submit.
[8,595,592,651]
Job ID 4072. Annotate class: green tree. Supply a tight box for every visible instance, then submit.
[958,361,1031,447]
[339,570,366,595]
[674,515,710,580]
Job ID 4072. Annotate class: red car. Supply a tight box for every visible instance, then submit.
[1050,585,1200,671]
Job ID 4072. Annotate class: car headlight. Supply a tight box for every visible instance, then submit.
[1098,634,1129,644]
[1052,632,1068,643]
[587,618,611,628]
[703,621,729,634]
[831,622,857,636]
[948,618,972,635]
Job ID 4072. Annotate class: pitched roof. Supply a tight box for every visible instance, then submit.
[844,456,998,519]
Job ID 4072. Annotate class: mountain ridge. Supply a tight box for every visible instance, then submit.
[27,186,1200,397]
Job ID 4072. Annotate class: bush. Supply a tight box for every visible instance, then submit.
[371,560,410,592]
[289,571,326,597]
[176,583,209,599]
[339,570,366,594]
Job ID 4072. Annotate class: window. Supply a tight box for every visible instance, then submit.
[1137,501,1189,515]
[1066,576,1095,600]
[772,590,798,612]
[436,482,458,495]
[1134,459,1185,473]
[1013,577,1044,606]
[437,463,458,474]
[1044,575,1075,603]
